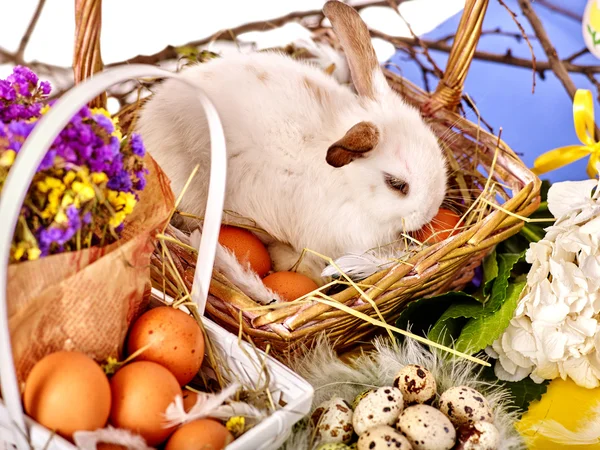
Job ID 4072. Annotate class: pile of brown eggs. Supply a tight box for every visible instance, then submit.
[23,306,233,449]
[311,365,500,450]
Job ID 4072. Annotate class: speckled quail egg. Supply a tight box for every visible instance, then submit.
[357,425,413,450]
[311,397,354,445]
[353,387,404,436]
[455,421,500,450]
[393,364,437,405]
[352,389,373,410]
[315,443,352,450]
[438,385,493,427]
[396,404,456,450]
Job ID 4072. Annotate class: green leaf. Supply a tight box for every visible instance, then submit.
[455,281,526,354]
[395,294,457,343]
[486,253,524,311]
[482,249,498,296]
[480,365,549,418]
[428,297,485,345]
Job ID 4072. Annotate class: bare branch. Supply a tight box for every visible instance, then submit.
[565,47,590,63]
[106,0,403,68]
[518,0,599,138]
[534,0,582,22]
[585,73,600,103]
[385,0,444,78]
[15,0,47,63]
[436,27,537,44]
[497,0,537,93]
[368,29,600,74]
[517,0,576,98]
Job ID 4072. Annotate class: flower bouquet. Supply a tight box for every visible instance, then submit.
[1,66,175,387]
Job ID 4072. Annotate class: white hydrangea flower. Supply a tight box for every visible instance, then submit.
[486,175,600,389]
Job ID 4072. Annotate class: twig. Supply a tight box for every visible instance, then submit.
[497,0,537,93]
[518,0,600,139]
[585,73,600,103]
[385,0,444,78]
[106,0,403,68]
[368,29,600,74]
[565,47,590,63]
[517,0,576,98]
[435,27,537,44]
[534,0,582,22]
[15,0,47,63]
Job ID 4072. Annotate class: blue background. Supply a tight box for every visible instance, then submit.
[385,0,598,183]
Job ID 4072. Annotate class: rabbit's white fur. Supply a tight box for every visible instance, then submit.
[136,1,447,284]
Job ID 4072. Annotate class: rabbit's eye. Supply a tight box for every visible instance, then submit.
[385,175,409,195]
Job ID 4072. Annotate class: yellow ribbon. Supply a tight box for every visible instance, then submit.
[532,89,600,179]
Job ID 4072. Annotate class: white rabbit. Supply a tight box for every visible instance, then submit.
[136,0,448,285]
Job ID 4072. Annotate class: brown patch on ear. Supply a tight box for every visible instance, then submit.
[303,77,330,107]
[323,1,381,99]
[326,121,380,168]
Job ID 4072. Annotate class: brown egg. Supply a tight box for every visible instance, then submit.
[127,306,205,386]
[165,419,234,450]
[263,271,319,301]
[109,361,181,446]
[218,225,271,277]
[23,350,111,440]
[182,388,198,412]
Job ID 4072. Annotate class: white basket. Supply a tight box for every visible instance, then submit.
[0,65,313,450]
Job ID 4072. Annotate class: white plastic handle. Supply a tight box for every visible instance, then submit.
[0,64,227,448]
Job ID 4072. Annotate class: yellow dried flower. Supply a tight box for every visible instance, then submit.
[0,150,16,167]
[226,416,245,437]
[91,172,108,184]
[72,181,96,203]
[27,248,41,260]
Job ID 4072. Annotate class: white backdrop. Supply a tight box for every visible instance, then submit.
[0,0,464,65]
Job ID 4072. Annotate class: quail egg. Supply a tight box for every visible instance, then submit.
[352,389,373,410]
[353,387,404,436]
[311,397,354,444]
[393,364,437,405]
[455,421,500,450]
[438,385,493,427]
[357,425,413,450]
[396,404,456,450]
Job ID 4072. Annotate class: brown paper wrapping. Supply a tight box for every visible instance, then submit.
[7,153,175,389]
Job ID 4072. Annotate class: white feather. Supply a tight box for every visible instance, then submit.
[190,228,283,304]
[163,382,266,428]
[321,246,412,280]
[73,426,151,450]
[280,334,525,450]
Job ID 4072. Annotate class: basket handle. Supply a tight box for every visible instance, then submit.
[73,0,106,109]
[424,0,489,114]
[0,64,227,448]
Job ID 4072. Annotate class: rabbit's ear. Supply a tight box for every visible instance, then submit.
[323,0,389,99]
[326,121,380,168]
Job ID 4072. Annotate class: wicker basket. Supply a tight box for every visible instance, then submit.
[144,0,540,359]
[0,56,312,450]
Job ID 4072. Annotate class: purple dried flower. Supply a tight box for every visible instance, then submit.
[8,120,36,138]
[129,134,145,157]
[93,114,114,134]
[107,170,133,192]
[0,80,16,101]
[38,149,56,170]
[83,212,92,224]
[39,81,51,96]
